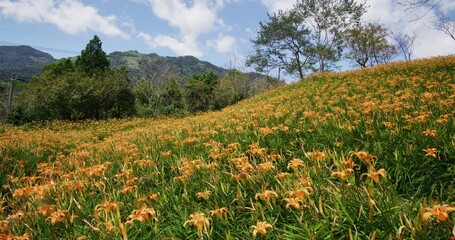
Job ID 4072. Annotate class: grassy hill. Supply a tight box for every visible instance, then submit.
[0,46,55,81]
[0,56,454,239]
[109,50,227,82]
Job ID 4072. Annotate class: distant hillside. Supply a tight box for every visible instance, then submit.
[0,45,55,81]
[108,51,228,83]
[0,46,269,84]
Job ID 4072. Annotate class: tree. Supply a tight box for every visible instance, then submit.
[76,35,110,76]
[344,22,397,68]
[399,0,441,12]
[160,77,184,115]
[11,37,135,122]
[392,31,419,61]
[434,12,455,41]
[399,0,455,41]
[296,0,366,72]
[184,71,219,112]
[247,0,366,78]
[246,10,315,79]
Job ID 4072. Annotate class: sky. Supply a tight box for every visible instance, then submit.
[0,0,454,78]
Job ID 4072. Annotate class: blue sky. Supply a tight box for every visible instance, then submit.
[0,0,454,79]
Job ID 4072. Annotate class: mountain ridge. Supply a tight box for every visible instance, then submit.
[0,45,55,81]
[0,46,267,83]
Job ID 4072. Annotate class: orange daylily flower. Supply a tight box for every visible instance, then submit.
[47,209,66,225]
[353,151,377,166]
[305,151,326,161]
[37,204,56,217]
[255,190,278,202]
[422,204,455,223]
[126,205,157,226]
[251,221,273,238]
[94,200,123,218]
[362,168,387,184]
[196,190,212,199]
[341,156,358,170]
[423,148,438,158]
[209,207,228,218]
[184,212,211,234]
[422,129,437,137]
[274,172,291,180]
[331,170,349,181]
[287,187,313,200]
[257,161,276,172]
[284,197,303,210]
[287,158,305,171]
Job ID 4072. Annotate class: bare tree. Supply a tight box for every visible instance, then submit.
[392,31,419,61]
[399,0,455,41]
[434,12,455,41]
[399,0,442,13]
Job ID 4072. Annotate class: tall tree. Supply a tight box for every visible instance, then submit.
[12,37,135,122]
[392,31,419,61]
[76,35,110,76]
[247,0,366,78]
[246,10,314,79]
[296,0,366,72]
[344,22,397,68]
[184,71,219,112]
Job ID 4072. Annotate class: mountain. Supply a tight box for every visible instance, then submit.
[0,46,269,84]
[108,51,275,87]
[0,45,56,81]
[108,50,228,83]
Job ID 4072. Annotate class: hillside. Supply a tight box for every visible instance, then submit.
[0,56,454,239]
[109,50,227,82]
[0,46,267,84]
[0,45,55,81]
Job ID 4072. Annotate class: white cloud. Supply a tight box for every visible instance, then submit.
[259,0,296,13]
[438,1,455,13]
[0,0,129,38]
[135,0,234,56]
[138,31,203,57]
[207,34,237,53]
[364,0,455,59]
[150,0,218,40]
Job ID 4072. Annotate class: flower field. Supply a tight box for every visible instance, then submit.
[1,56,454,239]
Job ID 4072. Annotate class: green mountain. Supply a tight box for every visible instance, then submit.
[0,45,56,81]
[108,50,228,82]
[0,46,270,84]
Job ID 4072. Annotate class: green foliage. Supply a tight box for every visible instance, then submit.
[133,73,186,117]
[247,10,314,79]
[1,56,454,239]
[0,45,55,81]
[160,77,184,115]
[248,0,367,77]
[76,35,110,76]
[344,22,397,68]
[185,75,211,112]
[184,71,219,112]
[212,69,253,109]
[297,0,366,72]
[109,51,227,85]
[7,36,135,123]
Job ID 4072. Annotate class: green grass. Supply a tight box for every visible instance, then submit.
[0,56,454,239]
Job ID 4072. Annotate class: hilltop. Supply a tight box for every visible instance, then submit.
[0,45,55,81]
[0,56,454,239]
[0,46,268,83]
[109,50,227,82]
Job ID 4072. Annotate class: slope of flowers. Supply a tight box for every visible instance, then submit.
[0,56,454,239]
